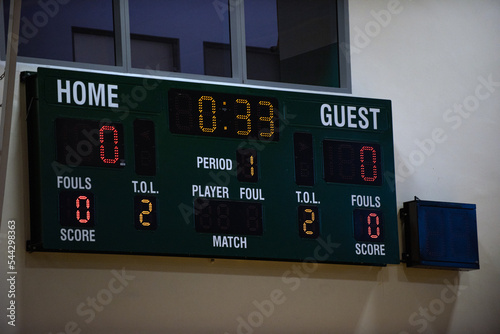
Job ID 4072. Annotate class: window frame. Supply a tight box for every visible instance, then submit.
[2,0,351,93]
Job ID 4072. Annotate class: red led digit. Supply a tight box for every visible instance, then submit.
[75,195,90,224]
[360,146,378,182]
[367,212,380,239]
[99,125,119,164]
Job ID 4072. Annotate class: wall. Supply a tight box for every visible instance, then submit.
[1,0,499,333]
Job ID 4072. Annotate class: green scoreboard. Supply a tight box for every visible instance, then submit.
[25,68,399,265]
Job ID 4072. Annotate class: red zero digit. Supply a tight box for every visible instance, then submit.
[76,195,91,223]
[360,146,377,182]
[367,212,380,239]
[100,125,119,164]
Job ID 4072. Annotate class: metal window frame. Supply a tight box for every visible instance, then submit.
[239,0,352,94]
[1,0,351,93]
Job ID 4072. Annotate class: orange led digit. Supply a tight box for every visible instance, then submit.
[199,95,217,133]
[258,101,274,138]
[139,199,153,227]
[303,208,315,235]
[235,99,251,136]
[298,206,320,239]
[237,148,258,182]
[249,155,255,176]
[134,196,157,230]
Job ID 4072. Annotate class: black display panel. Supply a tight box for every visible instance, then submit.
[353,209,384,242]
[194,199,263,236]
[59,191,95,227]
[169,89,279,141]
[133,119,156,176]
[56,118,125,168]
[323,140,382,186]
[294,132,315,186]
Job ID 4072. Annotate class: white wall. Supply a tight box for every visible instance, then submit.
[1,1,499,333]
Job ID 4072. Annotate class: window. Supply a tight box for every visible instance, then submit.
[2,0,350,92]
[4,0,115,65]
[128,0,231,76]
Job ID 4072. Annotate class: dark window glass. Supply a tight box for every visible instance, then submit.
[5,0,115,65]
[245,0,340,87]
[128,0,232,76]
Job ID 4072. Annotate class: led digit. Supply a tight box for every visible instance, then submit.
[59,191,95,227]
[134,196,157,230]
[367,212,380,239]
[323,140,382,186]
[237,148,258,182]
[99,125,120,164]
[139,199,153,227]
[298,206,320,239]
[258,100,275,138]
[199,95,216,133]
[56,118,124,168]
[75,195,91,223]
[360,146,378,182]
[353,209,384,242]
[235,99,251,136]
[303,209,315,235]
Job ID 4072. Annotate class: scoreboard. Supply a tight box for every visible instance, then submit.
[25,68,399,265]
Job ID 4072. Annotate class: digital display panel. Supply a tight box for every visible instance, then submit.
[56,118,125,168]
[298,206,320,239]
[323,140,382,186]
[169,89,279,141]
[59,191,95,228]
[353,209,384,242]
[194,199,263,236]
[294,133,315,186]
[134,196,158,230]
[25,68,399,266]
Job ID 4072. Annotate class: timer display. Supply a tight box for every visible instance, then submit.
[169,89,279,141]
[25,68,399,266]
